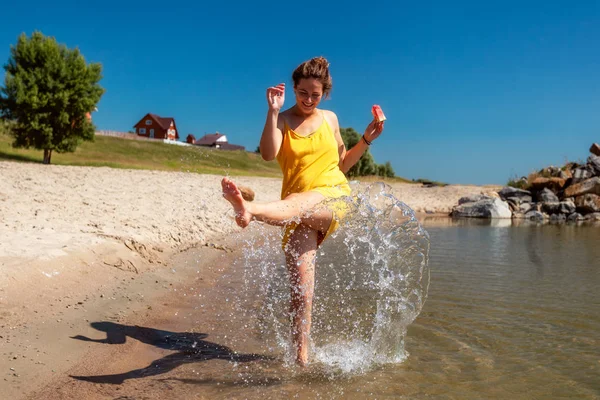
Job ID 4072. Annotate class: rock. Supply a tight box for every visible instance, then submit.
[559,200,576,215]
[541,202,561,214]
[458,194,489,205]
[497,187,532,202]
[507,196,528,205]
[567,212,584,222]
[544,201,577,215]
[238,185,255,202]
[587,155,600,175]
[530,177,566,192]
[559,169,573,180]
[575,194,600,213]
[572,168,593,184]
[519,202,533,213]
[451,198,512,219]
[550,213,566,222]
[564,177,600,197]
[590,143,600,157]
[506,198,519,212]
[512,212,526,219]
[585,212,600,221]
[525,210,544,221]
[537,188,559,203]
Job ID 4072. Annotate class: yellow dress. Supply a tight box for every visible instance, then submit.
[276,111,351,248]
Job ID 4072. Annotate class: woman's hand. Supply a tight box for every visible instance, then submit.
[266,83,285,111]
[364,119,384,143]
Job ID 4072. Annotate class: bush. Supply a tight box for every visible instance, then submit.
[507,175,529,190]
[413,178,447,187]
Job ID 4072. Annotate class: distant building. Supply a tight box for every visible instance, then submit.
[133,113,179,141]
[192,133,245,151]
[185,134,196,144]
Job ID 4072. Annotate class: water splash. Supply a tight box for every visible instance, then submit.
[237,181,430,375]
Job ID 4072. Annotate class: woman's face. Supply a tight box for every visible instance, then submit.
[294,78,324,113]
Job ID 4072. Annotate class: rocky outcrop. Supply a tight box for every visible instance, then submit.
[450,143,600,223]
[451,197,512,219]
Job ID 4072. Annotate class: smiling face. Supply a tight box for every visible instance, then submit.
[294,78,324,114]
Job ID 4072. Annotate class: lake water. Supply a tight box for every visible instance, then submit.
[190,217,600,400]
[394,218,600,399]
[79,214,599,399]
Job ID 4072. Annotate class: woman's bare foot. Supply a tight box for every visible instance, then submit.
[295,349,308,367]
[221,177,252,228]
[293,331,310,367]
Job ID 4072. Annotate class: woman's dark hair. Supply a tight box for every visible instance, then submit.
[292,56,332,98]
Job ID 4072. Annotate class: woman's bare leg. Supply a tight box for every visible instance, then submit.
[221,177,333,231]
[222,177,333,365]
[285,223,317,366]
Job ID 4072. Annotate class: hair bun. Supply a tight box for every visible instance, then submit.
[313,56,330,69]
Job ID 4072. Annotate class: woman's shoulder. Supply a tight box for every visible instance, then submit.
[278,108,293,128]
[320,109,339,128]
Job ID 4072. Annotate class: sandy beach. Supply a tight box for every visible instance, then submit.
[0,160,500,398]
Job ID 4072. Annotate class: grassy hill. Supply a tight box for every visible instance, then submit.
[0,126,417,183]
[0,130,282,177]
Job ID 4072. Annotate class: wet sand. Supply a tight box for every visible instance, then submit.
[21,231,272,400]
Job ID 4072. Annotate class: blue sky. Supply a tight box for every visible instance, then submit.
[1,0,598,185]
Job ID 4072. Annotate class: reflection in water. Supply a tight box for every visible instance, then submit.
[525,226,545,277]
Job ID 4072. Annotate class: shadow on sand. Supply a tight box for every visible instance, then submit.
[0,150,41,164]
[69,321,272,384]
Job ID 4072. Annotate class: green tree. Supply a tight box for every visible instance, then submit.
[339,127,377,177]
[0,32,104,164]
[383,161,395,178]
[0,119,13,136]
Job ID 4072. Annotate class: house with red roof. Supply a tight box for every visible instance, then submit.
[133,113,179,141]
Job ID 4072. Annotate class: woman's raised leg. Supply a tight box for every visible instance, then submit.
[221,177,333,232]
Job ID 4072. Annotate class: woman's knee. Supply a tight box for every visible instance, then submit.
[283,191,326,212]
[285,224,318,252]
[291,287,314,305]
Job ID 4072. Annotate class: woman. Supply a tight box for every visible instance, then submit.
[222,56,384,366]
